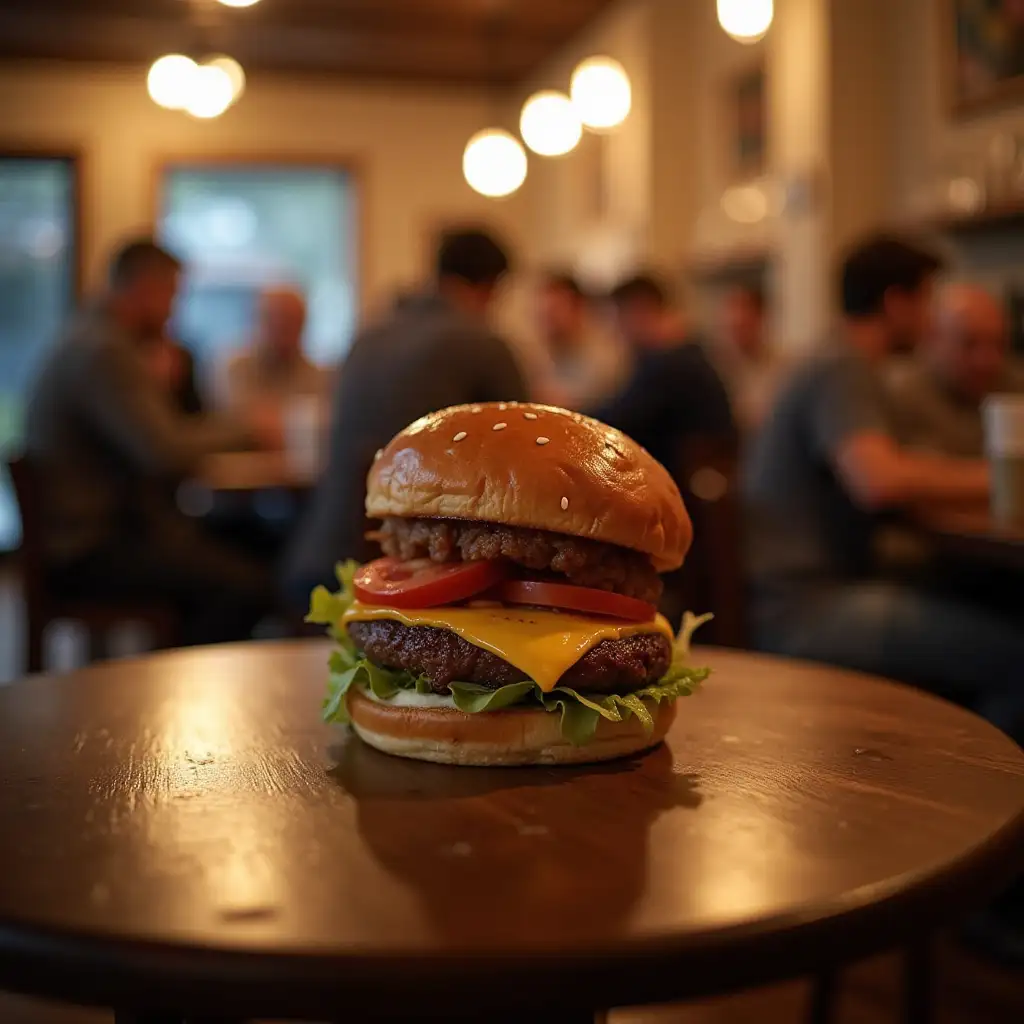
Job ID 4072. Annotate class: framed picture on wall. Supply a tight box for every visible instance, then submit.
[947,0,1024,113]
[729,65,767,179]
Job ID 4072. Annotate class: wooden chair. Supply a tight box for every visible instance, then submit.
[666,436,747,648]
[8,456,178,674]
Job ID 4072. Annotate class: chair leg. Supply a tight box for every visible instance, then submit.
[807,967,840,1024]
[903,940,934,1024]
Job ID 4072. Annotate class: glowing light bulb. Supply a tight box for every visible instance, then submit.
[463,129,528,198]
[185,65,234,119]
[207,55,246,102]
[717,0,774,43]
[570,56,631,131]
[147,54,197,110]
[520,91,582,157]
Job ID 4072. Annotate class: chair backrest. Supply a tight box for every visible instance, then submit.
[670,436,747,648]
[7,455,48,619]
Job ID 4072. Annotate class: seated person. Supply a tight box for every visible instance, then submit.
[523,271,627,410]
[26,238,278,647]
[886,282,1024,457]
[146,329,204,415]
[282,227,528,610]
[214,285,329,418]
[591,274,735,471]
[743,235,1022,743]
[707,284,791,435]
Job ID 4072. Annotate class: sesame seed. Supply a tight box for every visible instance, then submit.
[560,496,569,510]
[470,406,482,414]
[453,431,467,442]
[536,436,550,445]
[374,449,383,461]
[493,422,507,431]
[524,412,538,420]
[498,403,508,411]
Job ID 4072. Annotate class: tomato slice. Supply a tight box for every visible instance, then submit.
[496,580,657,622]
[354,557,508,608]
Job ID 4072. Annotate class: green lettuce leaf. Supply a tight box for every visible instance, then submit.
[449,680,538,713]
[309,561,713,746]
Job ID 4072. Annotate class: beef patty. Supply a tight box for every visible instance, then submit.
[348,619,672,695]
[378,517,662,604]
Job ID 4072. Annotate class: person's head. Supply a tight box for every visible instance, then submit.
[719,284,766,360]
[607,274,672,349]
[257,286,307,361]
[108,239,182,338]
[436,228,511,317]
[839,235,943,354]
[928,284,1009,403]
[535,272,588,351]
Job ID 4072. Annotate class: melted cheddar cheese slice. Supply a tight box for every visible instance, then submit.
[342,601,674,693]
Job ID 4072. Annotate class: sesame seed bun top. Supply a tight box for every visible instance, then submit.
[365,402,692,571]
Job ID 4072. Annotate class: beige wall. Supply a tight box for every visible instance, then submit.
[888,0,1024,220]
[0,62,526,314]
[510,0,653,285]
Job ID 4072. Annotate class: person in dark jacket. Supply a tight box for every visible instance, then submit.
[592,274,735,470]
[26,238,278,645]
[282,228,528,610]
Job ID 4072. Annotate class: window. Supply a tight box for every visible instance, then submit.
[158,164,356,379]
[0,155,78,552]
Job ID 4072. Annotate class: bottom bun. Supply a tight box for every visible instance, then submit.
[346,685,677,766]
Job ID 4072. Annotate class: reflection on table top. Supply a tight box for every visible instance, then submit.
[197,450,317,492]
[0,642,1022,1017]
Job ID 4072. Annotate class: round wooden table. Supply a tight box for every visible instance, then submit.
[0,643,1022,1023]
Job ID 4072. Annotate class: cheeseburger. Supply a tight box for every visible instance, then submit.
[308,402,709,766]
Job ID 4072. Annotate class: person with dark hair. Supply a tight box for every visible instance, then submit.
[709,283,789,433]
[590,272,735,470]
[524,271,626,409]
[281,227,528,608]
[25,236,280,646]
[743,233,1022,739]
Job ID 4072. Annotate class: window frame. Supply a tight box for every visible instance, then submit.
[151,152,364,332]
[0,147,83,559]
[0,147,84,300]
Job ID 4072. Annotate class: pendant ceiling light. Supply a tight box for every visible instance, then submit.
[519,90,582,157]
[569,56,632,131]
[717,0,774,44]
[463,129,528,198]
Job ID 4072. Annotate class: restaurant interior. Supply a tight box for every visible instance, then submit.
[1,0,1024,1022]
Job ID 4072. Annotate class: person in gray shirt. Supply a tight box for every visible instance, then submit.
[744,236,1022,741]
[282,228,528,609]
[26,239,277,645]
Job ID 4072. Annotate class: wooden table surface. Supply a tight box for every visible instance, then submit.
[197,450,317,493]
[918,509,1024,570]
[0,643,1022,1020]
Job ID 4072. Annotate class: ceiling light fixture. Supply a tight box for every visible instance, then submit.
[519,90,582,157]
[569,56,632,131]
[463,129,528,198]
[717,0,774,44]
[184,64,235,119]
[147,54,197,110]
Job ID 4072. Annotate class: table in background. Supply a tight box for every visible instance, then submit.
[918,509,1024,571]
[0,644,1022,1023]
[197,451,317,494]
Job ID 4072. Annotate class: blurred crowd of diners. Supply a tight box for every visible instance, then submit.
[17,227,1024,746]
